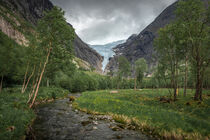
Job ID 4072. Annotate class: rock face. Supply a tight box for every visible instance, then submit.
[74,35,103,73]
[0,0,53,25]
[0,15,27,46]
[105,2,177,74]
[0,0,103,72]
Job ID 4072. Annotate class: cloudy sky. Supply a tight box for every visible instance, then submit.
[50,0,176,45]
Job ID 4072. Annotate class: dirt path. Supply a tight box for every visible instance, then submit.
[31,94,154,140]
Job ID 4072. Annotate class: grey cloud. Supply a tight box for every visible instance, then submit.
[50,0,177,44]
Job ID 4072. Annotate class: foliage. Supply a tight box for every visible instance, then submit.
[53,70,135,93]
[175,0,210,100]
[76,89,210,139]
[154,22,184,100]
[36,6,75,85]
[22,6,76,107]
[0,31,25,87]
[117,56,131,78]
[0,87,68,140]
[135,58,148,86]
[154,0,210,100]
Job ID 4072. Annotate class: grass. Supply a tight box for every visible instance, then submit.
[0,86,69,140]
[75,89,210,139]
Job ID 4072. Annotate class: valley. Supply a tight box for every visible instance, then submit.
[0,0,209,140]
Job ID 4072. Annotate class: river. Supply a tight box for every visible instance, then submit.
[30,95,153,140]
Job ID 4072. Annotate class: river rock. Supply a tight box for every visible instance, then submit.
[93,126,98,130]
[81,121,91,126]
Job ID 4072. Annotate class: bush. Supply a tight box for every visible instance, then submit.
[0,87,68,140]
[53,70,138,92]
[72,72,88,92]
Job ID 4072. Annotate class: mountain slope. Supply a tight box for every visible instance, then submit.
[74,35,103,72]
[105,0,209,75]
[105,2,177,74]
[0,0,103,72]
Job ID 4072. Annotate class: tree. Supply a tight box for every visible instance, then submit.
[134,58,148,90]
[0,31,22,92]
[21,34,41,93]
[118,56,131,77]
[154,23,183,101]
[176,0,210,101]
[44,45,75,87]
[117,56,131,89]
[0,32,13,92]
[29,7,75,108]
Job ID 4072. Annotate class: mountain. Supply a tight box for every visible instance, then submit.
[0,0,103,73]
[90,40,125,71]
[105,2,177,75]
[105,0,209,75]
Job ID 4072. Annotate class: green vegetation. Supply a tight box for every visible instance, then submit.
[27,7,75,108]
[154,0,210,101]
[118,56,131,78]
[0,6,75,140]
[0,87,68,140]
[55,71,134,93]
[75,89,210,139]
[134,58,148,90]
[115,56,131,89]
[0,31,24,92]
[0,4,35,36]
[0,0,209,140]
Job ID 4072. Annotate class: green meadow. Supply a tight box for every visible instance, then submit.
[75,89,210,139]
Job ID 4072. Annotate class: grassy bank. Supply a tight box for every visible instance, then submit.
[75,89,210,139]
[0,87,69,140]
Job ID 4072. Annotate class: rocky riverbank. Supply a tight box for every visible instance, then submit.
[30,95,153,140]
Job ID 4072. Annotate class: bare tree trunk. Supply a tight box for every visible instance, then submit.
[27,78,35,104]
[174,87,177,101]
[30,49,51,108]
[194,57,201,101]
[22,66,35,93]
[199,82,203,101]
[172,66,176,101]
[199,71,204,101]
[172,62,178,101]
[27,90,34,104]
[0,75,4,93]
[194,75,200,100]
[134,77,136,90]
[184,56,188,97]
[22,63,29,93]
[47,78,49,87]
[27,63,41,104]
[173,76,177,101]
[176,64,179,99]
[27,75,39,104]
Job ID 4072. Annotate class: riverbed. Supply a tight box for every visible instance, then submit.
[31,95,153,140]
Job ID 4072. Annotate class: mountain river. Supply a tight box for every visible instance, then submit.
[29,94,154,140]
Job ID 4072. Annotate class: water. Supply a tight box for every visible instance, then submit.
[30,94,154,140]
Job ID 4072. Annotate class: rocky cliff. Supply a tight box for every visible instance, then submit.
[105,2,177,74]
[74,35,103,72]
[0,0,103,72]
